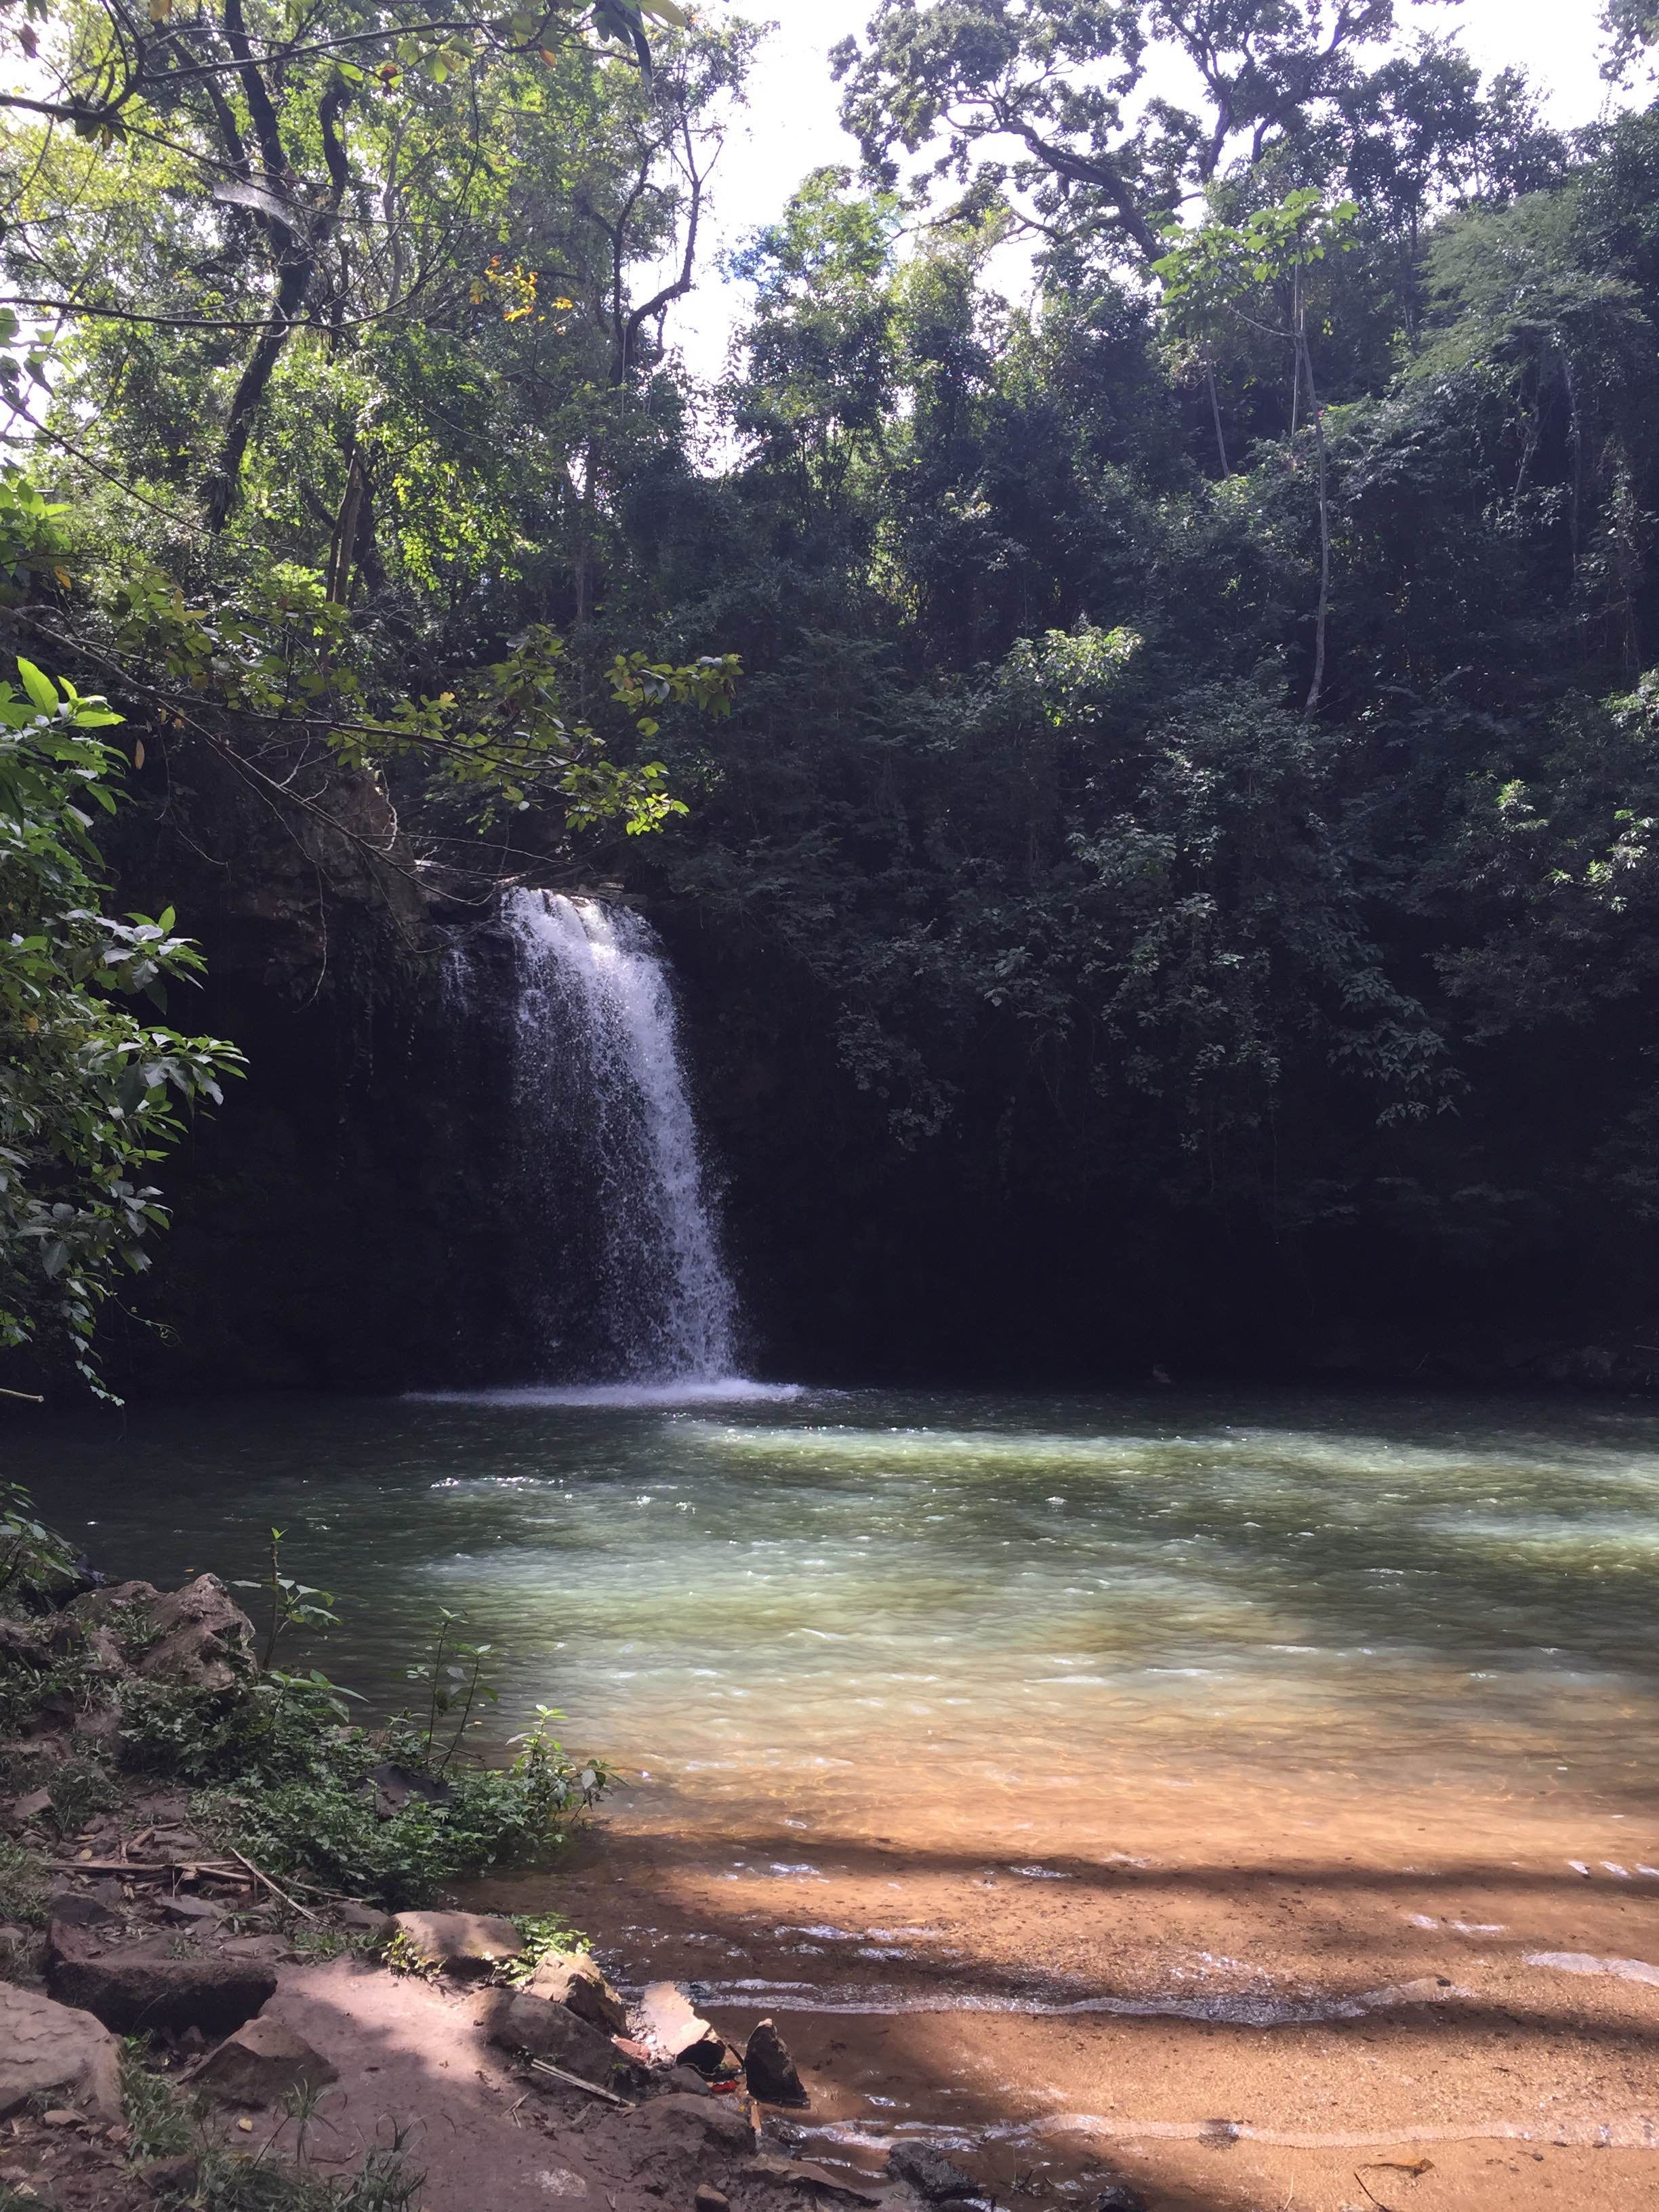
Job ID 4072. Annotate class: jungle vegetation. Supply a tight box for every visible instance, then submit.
[5,0,1659,1382]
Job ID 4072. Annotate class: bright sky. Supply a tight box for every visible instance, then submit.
[668,0,1625,381]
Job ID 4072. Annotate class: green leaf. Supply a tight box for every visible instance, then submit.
[16,657,58,713]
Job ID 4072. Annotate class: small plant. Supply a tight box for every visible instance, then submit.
[47,1752,119,1832]
[382,1929,440,1980]
[121,2038,199,2163]
[405,1610,498,1773]
[291,1925,380,1963]
[121,2038,422,2209]
[0,1482,78,1606]
[0,1834,47,1927]
[500,1908,589,1987]
[234,1530,341,1673]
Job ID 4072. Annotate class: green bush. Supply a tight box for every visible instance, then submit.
[194,1715,609,1908]
[0,1834,46,1927]
[46,1752,119,1832]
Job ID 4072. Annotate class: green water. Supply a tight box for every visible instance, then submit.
[11,1383,1659,1817]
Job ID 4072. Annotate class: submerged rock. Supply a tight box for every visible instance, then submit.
[0,1984,122,2124]
[390,1909,522,1979]
[745,2156,884,2203]
[887,2144,983,2202]
[743,2018,808,2107]
[192,2015,338,2106]
[1094,2185,1149,2212]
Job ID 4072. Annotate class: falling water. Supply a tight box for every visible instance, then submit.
[504,888,739,1383]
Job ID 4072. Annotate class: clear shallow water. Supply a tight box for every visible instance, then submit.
[10,1384,1659,1815]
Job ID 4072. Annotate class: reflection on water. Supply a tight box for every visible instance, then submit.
[12,1384,1659,1819]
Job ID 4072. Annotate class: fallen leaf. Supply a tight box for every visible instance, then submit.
[1364,2159,1433,2177]
[236,2118,255,2134]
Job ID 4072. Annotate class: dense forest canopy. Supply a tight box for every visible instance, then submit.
[5,0,1659,1389]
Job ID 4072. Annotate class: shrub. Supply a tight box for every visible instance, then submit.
[194,1713,609,1908]
[46,1753,119,1832]
[0,1834,46,1926]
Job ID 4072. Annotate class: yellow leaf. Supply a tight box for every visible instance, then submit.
[53,568,70,588]
[133,739,145,769]
[147,0,173,19]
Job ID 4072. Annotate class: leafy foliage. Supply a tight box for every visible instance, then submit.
[0,549,242,1385]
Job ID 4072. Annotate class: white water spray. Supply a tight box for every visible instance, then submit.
[504,888,739,1385]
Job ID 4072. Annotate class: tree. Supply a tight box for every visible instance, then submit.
[832,0,1395,262]
[0,480,241,1389]
[1155,186,1355,707]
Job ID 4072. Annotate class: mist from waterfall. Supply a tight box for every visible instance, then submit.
[504,887,739,1386]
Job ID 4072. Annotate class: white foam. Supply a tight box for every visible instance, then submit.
[408,1379,803,1409]
[1527,1951,1659,1986]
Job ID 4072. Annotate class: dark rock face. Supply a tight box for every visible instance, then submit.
[46,1926,276,2036]
[742,2018,808,2107]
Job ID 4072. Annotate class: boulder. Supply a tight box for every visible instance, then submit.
[365,1762,451,1819]
[159,1895,223,1926]
[0,1984,122,2124]
[144,1574,255,1653]
[0,1618,50,1664]
[598,2093,754,2186]
[2,1786,52,1831]
[71,1704,123,1749]
[390,1909,522,1980]
[632,1980,733,2076]
[136,1574,255,1692]
[65,1580,161,1623]
[743,2018,808,2107]
[887,2145,983,2202]
[695,2190,730,2212]
[522,1947,628,2035]
[488,1988,619,2083]
[47,1924,276,2035]
[192,2016,338,2108]
[333,1900,394,1939]
[47,1891,120,1929]
[1094,2188,1148,2212]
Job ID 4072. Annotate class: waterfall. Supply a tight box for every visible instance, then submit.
[504,888,739,1384]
